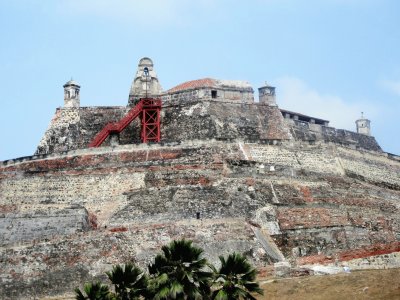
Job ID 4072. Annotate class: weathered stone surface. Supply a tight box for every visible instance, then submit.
[35,101,293,155]
[0,205,89,247]
[1,139,400,298]
[2,56,400,299]
[284,119,382,151]
[36,106,145,155]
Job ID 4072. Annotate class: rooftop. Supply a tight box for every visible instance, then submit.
[168,78,217,93]
[63,79,80,87]
[167,78,252,93]
[280,108,329,124]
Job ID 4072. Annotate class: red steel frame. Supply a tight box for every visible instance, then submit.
[88,98,161,147]
[141,99,161,143]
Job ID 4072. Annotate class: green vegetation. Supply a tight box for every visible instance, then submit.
[74,239,262,300]
[210,253,263,300]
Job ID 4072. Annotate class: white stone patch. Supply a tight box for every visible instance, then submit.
[181,102,201,116]
[238,142,249,160]
[36,108,80,153]
[254,205,281,235]
[309,265,344,275]
[216,79,252,89]
[249,145,298,166]
[0,172,145,205]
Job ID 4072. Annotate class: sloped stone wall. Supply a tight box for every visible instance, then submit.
[35,101,292,156]
[337,147,400,190]
[36,107,141,155]
[0,206,89,247]
[1,141,399,298]
[285,119,382,152]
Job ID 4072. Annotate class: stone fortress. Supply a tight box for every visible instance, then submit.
[0,57,399,298]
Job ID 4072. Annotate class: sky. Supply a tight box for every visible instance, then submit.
[0,0,399,161]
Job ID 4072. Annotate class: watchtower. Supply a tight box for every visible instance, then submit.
[356,112,371,136]
[63,79,80,108]
[128,57,162,106]
[258,82,276,106]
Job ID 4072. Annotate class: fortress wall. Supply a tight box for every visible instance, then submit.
[285,119,382,152]
[337,147,400,190]
[337,248,400,270]
[1,142,241,228]
[3,143,399,210]
[34,101,386,159]
[0,219,262,299]
[36,108,81,154]
[109,179,274,226]
[248,145,298,166]
[321,126,382,151]
[3,143,399,225]
[297,241,400,268]
[275,208,398,250]
[268,166,399,266]
[35,101,292,156]
[247,144,343,175]
[1,141,400,298]
[162,101,291,142]
[35,107,141,155]
[0,172,145,227]
[270,170,399,258]
[277,207,350,230]
[0,206,89,247]
[246,143,400,191]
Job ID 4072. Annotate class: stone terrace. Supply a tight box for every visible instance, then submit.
[1,140,400,298]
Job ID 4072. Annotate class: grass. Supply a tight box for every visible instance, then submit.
[257,268,400,300]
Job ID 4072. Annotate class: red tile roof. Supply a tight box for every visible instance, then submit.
[168,78,217,93]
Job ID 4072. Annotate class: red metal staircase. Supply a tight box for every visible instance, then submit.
[88,98,161,147]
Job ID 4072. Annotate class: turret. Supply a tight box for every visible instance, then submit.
[258,82,276,106]
[128,57,162,106]
[63,79,80,108]
[356,112,371,136]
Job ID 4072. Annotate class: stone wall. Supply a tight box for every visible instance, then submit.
[35,101,292,156]
[1,140,399,298]
[337,147,400,189]
[35,100,383,161]
[285,119,382,152]
[0,205,89,247]
[161,87,254,105]
[247,144,343,175]
[162,101,292,143]
[0,219,260,299]
[36,106,141,155]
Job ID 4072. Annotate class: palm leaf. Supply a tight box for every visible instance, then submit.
[149,239,213,299]
[212,253,263,299]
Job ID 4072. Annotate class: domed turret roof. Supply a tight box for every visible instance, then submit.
[63,79,80,87]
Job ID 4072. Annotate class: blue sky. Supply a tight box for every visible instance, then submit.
[1,0,399,160]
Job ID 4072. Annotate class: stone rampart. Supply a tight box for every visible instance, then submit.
[0,206,89,247]
[35,100,383,159]
[285,119,382,152]
[35,101,292,156]
[1,140,399,298]
[36,106,141,155]
[0,219,261,299]
[337,147,400,190]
